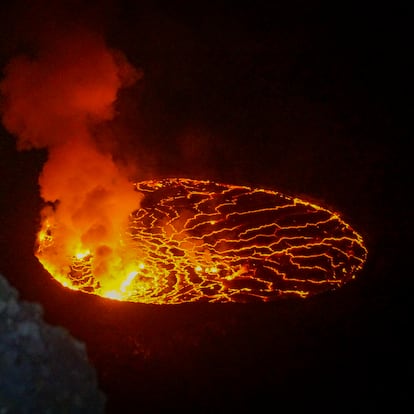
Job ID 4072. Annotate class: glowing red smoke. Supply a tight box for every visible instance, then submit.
[0,26,142,282]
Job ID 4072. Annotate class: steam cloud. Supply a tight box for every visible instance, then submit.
[0,26,143,282]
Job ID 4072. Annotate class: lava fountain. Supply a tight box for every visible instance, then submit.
[36,178,367,303]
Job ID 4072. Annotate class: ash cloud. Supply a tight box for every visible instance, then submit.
[0,17,143,282]
[1,27,138,149]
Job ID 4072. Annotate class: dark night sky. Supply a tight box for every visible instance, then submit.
[0,1,411,412]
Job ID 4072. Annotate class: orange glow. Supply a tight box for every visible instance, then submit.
[35,178,367,304]
[0,26,367,305]
[0,26,143,300]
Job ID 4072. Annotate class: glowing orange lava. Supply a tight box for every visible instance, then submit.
[36,178,367,303]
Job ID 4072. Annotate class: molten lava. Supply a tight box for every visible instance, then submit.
[36,178,367,304]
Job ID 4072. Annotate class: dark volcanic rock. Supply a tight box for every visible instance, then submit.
[0,273,106,413]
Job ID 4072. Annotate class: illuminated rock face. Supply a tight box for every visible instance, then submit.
[36,178,367,304]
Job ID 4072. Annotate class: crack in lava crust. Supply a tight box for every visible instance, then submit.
[36,178,367,304]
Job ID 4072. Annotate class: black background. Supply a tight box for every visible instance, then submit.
[0,1,411,412]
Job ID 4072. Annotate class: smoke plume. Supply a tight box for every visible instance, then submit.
[0,25,143,286]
